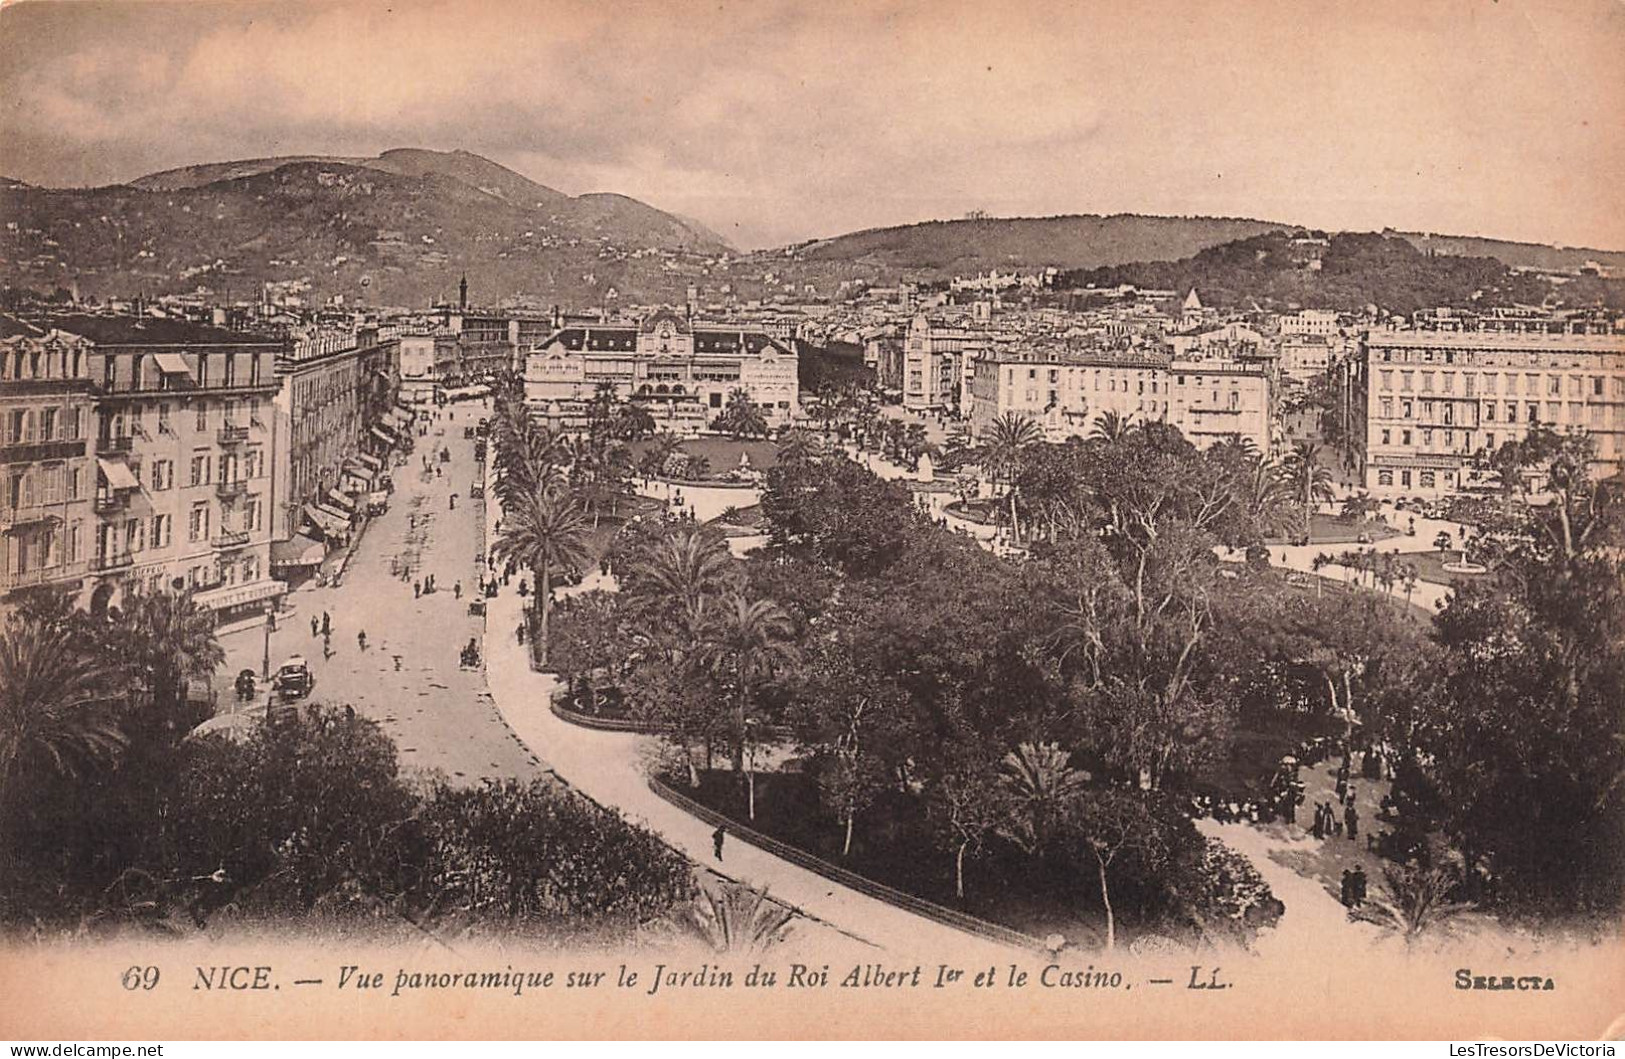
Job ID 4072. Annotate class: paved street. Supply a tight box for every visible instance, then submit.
[214,402,545,785]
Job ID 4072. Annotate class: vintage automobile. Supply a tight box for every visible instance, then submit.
[272,656,315,701]
[470,480,484,499]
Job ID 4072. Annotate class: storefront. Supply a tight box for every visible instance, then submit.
[193,577,284,630]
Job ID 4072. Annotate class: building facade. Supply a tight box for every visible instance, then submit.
[902,314,992,412]
[523,309,798,433]
[968,349,1274,455]
[270,325,402,545]
[1,322,97,610]
[1357,317,1625,495]
[5,315,289,627]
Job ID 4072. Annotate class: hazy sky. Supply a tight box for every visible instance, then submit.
[2,0,1623,251]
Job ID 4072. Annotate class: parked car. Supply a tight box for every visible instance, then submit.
[272,656,315,701]
[470,480,484,499]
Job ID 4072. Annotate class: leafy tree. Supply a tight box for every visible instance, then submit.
[760,457,921,577]
[669,879,795,954]
[1430,434,1625,915]
[925,752,1008,900]
[997,741,1088,854]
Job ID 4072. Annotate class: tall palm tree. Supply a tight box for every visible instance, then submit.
[696,594,797,819]
[0,616,127,848]
[980,412,1042,541]
[1284,440,1336,543]
[1242,458,1296,539]
[491,488,593,667]
[631,526,737,635]
[117,589,226,743]
[638,431,683,480]
[776,429,821,465]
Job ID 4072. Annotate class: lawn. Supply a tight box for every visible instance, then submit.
[629,437,782,475]
[1402,549,1491,588]
[1269,514,1402,546]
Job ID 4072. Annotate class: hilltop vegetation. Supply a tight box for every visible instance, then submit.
[1057,231,1625,315]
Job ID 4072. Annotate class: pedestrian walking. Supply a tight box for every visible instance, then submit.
[414,580,421,598]
[1345,802,1359,841]
[358,630,368,652]
[311,616,319,637]
[1350,865,1368,907]
[321,611,331,637]
[712,826,726,861]
[454,582,462,600]
[1340,869,1354,908]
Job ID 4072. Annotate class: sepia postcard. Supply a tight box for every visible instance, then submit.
[0,0,1622,1042]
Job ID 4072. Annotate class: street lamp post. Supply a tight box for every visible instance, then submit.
[261,600,276,680]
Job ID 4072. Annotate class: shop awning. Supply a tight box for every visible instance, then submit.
[391,407,415,426]
[152,352,193,377]
[271,534,326,568]
[192,578,283,611]
[370,426,395,446]
[98,457,141,491]
[325,489,356,512]
[343,461,376,482]
[317,502,352,523]
[355,452,383,471]
[302,505,349,538]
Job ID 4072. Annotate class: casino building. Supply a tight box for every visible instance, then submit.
[522,308,798,433]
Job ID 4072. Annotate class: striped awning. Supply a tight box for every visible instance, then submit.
[370,426,395,446]
[355,452,383,471]
[98,457,140,491]
[152,352,192,377]
[303,505,349,538]
[325,489,355,511]
[271,534,326,568]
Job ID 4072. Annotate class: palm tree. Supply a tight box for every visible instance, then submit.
[630,526,737,634]
[0,616,127,848]
[117,588,227,743]
[996,741,1088,853]
[1284,441,1336,543]
[696,594,797,819]
[716,389,768,439]
[980,412,1042,542]
[776,429,821,466]
[617,401,657,442]
[491,488,593,667]
[638,432,683,480]
[1088,409,1132,444]
[671,879,795,954]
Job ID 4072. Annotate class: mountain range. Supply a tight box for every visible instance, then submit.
[0,148,730,307]
[3,147,1621,310]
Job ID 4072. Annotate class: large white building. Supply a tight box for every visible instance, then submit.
[523,308,798,433]
[1356,316,1625,495]
[902,314,994,412]
[968,348,1275,456]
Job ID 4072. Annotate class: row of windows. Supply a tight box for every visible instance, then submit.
[4,405,85,445]
[2,344,87,381]
[5,461,84,510]
[99,351,266,390]
[1376,397,1620,428]
[1378,369,1619,398]
[94,397,264,440]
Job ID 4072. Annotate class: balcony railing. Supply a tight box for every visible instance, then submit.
[93,492,128,514]
[98,435,135,454]
[217,425,250,445]
[216,479,248,500]
[213,528,251,549]
[91,551,133,572]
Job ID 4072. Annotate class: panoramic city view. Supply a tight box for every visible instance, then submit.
[0,0,1622,1043]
